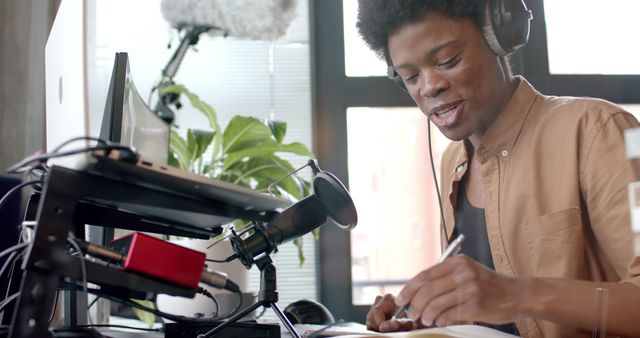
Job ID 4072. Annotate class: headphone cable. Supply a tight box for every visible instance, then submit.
[427,121,450,245]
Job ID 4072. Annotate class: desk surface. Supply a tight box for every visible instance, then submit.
[96,321,374,338]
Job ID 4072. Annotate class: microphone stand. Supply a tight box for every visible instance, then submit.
[152,26,217,124]
[197,254,301,338]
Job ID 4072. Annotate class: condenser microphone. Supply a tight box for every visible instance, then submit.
[231,195,328,268]
[160,0,297,40]
[230,162,358,268]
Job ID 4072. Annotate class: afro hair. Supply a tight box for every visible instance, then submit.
[356,0,484,60]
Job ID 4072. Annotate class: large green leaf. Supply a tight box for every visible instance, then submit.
[223,140,314,171]
[231,157,305,199]
[255,157,307,199]
[187,130,214,159]
[131,299,156,328]
[223,116,272,153]
[186,129,214,174]
[293,238,305,267]
[169,130,190,171]
[168,151,180,168]
[232,163,284,184]
[161,84,223,160]
[267,120,287,143]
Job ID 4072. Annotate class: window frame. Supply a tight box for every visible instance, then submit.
[310,0,414,322]
[520,0,640,103]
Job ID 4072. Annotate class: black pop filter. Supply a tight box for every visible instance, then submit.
[229,160,357,268]
[313,171,357,230]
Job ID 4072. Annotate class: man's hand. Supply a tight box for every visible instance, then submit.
[396,255,527,327]
[365,294,423,332]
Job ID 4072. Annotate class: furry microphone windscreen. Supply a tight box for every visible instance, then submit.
[160,0,297,40]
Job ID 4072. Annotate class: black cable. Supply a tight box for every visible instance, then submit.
[48,290,60,325]
[196,287,220,317]
[428,121,450,245]
[0,292,20,315]
[222,290,244,319]
[26,163,47,192]
[49,327,106,338]
[59,324,162,332]
[67,236,88,306]
[0,250,22,310]
[7,136,113,175]
[86,261,117,311]
[254,306,267,320]
[51,136,108,153]
[204,257,234,263]
[0,251,20,280]
[6,144,136,174]
[0,180,42,213]
[62,283,235,324]
[87,296,100,310]
[0,242,29,261]
[148,85,157,108]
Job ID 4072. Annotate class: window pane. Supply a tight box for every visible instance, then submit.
[625,105,640,260]
[347,107,449,305]
[544,0,640,75]
[621,104,640,120]
[342,0,386,77]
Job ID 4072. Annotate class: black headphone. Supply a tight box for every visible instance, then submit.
[387,0,533,92]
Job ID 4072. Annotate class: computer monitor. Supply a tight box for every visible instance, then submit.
[45,0,89,163]
[100,52,169,164]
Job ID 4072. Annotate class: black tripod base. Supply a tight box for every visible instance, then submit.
[196,255,301,338]
[165,321,280,338]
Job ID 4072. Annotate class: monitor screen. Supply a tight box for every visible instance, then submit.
[100,52,169,164]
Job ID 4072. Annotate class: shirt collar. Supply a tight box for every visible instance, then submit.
[478,76,538,156]
[449,140,470,179]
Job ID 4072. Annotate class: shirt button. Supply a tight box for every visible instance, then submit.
[501,150,509,157]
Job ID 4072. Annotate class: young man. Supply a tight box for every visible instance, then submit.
[357,1,640,337]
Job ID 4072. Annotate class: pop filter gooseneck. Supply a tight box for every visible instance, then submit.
[229,160,357,268]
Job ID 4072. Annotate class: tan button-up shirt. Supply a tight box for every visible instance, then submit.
[440,77,640,338]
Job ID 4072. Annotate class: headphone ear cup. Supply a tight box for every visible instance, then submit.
[483,0,532,56]
[387,65,407,92]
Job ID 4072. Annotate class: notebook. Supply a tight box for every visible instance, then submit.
[334,325,520,338]
[295,322,378,338]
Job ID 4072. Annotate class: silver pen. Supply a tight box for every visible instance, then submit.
[391,234,465,320]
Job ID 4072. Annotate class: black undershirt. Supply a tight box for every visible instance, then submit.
[453,177,520,336]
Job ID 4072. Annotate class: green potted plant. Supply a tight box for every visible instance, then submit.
[164,84,317,255]
[150,84,318,321]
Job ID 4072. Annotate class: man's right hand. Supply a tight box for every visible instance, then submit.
[365,294,422,332]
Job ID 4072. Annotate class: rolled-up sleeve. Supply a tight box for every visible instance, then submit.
[581,111,640,284]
